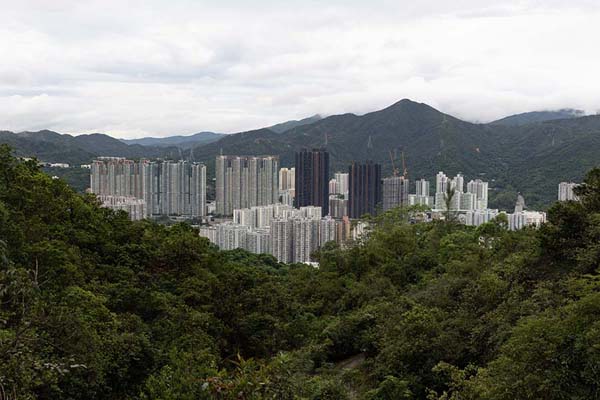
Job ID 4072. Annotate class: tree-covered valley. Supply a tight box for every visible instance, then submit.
[1,143,599,399]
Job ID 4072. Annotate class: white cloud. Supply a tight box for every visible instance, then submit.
[0,0,599,138]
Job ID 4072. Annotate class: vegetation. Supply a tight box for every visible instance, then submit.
[1,142,599,399]
[0,130,177,165]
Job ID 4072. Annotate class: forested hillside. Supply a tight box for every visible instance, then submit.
[0,130,178,165]
[1,143,600,399]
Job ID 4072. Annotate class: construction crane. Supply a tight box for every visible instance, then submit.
[389,149,408,178]
[389,150,399,176]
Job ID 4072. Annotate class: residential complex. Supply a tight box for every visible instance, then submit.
[215,155,279,216]
[433,172,488,212]
[97,195,146,221]
[409,178,434,207]
[200,205,353,264]
[90,157,206,219]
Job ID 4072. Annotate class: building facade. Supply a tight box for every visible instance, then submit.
[215,155,279,216]
[348,161,382,218]
[295,149,329,216]
[558,182,579,201]
[382,176,410,211]
[91,158,206,219]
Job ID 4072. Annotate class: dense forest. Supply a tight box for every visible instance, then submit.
[1,142,599,399]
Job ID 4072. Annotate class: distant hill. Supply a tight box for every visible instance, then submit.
[0,130,178,164]
[490,109,585,126]
[121,131,224,149]
[266,114,322,133]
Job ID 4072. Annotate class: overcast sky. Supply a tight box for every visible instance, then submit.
[1,0,600,138]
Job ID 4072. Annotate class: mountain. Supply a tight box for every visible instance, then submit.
[266,114,322,133]
[0,130,178,164]
[190,99,500,180]
[4,100,600,209]
[121,131,224,148]
[188,99,600,209]
[490,109,585,126]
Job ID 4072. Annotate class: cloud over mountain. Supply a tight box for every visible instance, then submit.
[1,0,600,138]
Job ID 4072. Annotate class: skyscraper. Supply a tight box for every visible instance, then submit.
[215,155,279,216]
[382,176,410,211]
[295,149,329,216]
[348,161,382,218]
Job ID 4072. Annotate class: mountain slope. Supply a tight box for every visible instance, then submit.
[490,109,585,126]
[190,99,501,180]
[121,131,224,148]
[266,114,322,133]
[0,130,177,164]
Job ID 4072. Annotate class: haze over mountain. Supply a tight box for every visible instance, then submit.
[121,132,224,149]
[490,109,586,126]
[266,114,323,133]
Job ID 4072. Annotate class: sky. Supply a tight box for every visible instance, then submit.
[1,0,600,138]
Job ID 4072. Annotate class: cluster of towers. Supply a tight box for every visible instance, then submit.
[90,157,206,219]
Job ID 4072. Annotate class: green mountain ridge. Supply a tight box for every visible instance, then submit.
[188,99,600,208]
[490,108,586,126]
[0,130,178,164]
[2,99,600,208]
[266,114,323,133]
[121,131,225,148]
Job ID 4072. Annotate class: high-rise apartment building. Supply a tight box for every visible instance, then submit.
[434,172,489,212]
[91,158,206,219]
[329,196,348,218]
[348,161,382,218]
[334,172,349,198]
[466,179,489,209]
[295,149,329,216]
[452,173,464,193]
[215,155,279,216]
[245,229,271,254]
[409,178,433,207]
[558,182,579,201]
[91,157,143,198]
[415,179,430,197]
[293,218,320,263]
[278,167,295,191]
[382,176,410,211]
[270,219,294,263]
